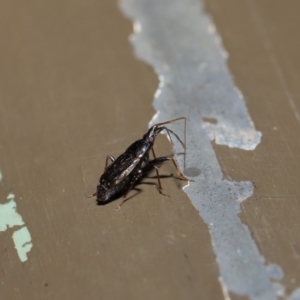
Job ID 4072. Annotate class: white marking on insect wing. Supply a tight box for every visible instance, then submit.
[118,158,140,181]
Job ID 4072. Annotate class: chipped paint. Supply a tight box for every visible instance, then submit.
[0,194,24,231]
[119,0,286,299]
[12,227,33,263]
[0,179,33,262]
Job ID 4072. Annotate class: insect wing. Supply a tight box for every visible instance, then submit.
[105,153,141,185]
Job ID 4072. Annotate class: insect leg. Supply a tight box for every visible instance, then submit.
[87,192,97,198]
[146,155,189,182]
[157,127,189,178]
[169,157,189,181]
[150,148,170,197]
[104,155,115,171]
[155,117,186,165]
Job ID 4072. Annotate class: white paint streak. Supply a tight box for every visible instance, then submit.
[219,277,232,300]
[119,0,288,298]
[133,21,141,34]
[272,282,285,298]
[202,122,261,150]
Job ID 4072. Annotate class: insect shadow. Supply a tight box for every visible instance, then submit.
[89,117,190,208]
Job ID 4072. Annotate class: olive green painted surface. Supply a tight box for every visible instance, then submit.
[0,0,299,299]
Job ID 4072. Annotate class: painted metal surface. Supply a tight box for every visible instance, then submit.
[120,0,283,299]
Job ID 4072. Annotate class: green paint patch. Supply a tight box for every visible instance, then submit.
[12,227,33,262]
[0,195,24,231]
[0,193,33,262]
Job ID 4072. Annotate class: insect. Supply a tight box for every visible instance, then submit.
[89,117,189,207]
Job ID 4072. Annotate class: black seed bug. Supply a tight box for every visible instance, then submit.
[89,117,189,207]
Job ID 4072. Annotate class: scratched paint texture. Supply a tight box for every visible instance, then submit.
[120,0,292,299]
[1,0,300,299]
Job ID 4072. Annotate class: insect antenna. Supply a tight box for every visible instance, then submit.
[164,128,186,149]
[155,117,186,168]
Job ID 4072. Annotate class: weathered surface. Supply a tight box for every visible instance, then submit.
[0,0,300,299]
